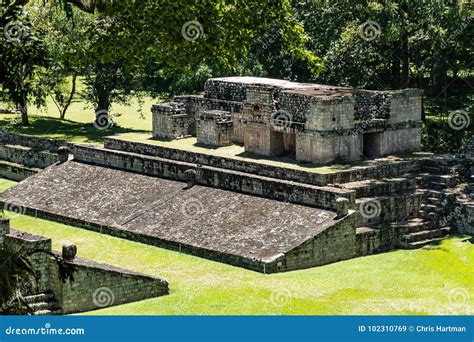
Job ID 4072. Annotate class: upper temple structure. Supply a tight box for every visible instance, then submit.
[152,77,423,165]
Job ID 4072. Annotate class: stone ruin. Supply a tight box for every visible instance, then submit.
[0,218,168,315]
[152,77,423,164]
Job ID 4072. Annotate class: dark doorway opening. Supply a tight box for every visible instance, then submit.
[363,132,381,158]
[270,131,296,157]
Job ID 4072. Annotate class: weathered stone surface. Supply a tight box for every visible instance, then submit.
[0,161,343,265]
[4,229,168,314]
[62,243,77,260]
[153,76,423,164]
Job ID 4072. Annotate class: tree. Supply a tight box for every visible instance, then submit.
[0,2,49,125]
[31,2,94,119]
[293,0,472,91]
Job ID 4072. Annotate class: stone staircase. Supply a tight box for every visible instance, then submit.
[24,291,63,316]
[345,155,461,250]
[0,143,58,181]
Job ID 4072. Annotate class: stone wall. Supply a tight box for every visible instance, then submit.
[353,91,389,120]
[72,144,355,210]
[306,97,355,131]
[0,161,38,181]
[1,221,169,314]
[0,131,68,152]
[50,257,168,314]
[105,136,422,186]
[355,225,398,256]
[296,132,362,164]
[387,89,423,124]
[0,145,57,169]
[267,211,358,272]
[454,202,474,235]
[152,102,192,139]
[5,229,54,294]
[375,127,421,156]
[196,110,233,146]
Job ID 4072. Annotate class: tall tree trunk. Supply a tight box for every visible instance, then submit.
[60,73,77,120]
[391,40,401,89]
[401,33,410,88]
[431,60,447,96]
[20,88,28,126]
[421,96,425,122]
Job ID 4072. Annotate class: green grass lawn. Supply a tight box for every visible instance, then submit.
[0,89,157,144]
[1,181,472,316]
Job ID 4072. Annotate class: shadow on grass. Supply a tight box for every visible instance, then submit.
[0,116,149,144]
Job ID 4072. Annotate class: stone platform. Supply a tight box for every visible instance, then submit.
[0,161,359,273]
[105,133,431,186]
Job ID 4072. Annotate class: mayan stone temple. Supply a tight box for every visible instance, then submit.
[0,77,472,279]
[152,77,423,164]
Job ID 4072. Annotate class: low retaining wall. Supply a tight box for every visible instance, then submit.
[0,131,70,152]
[73,144,355,210]
[49,256,168,314]
[0,145,57,169]
[454,201,474,235]
[104,136,423,186]
[2,222,169,314]
[355,226,399,257]
[0,161,39,181]
[268,211,359,272]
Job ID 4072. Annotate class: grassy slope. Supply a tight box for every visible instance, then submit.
[1,181,472,316]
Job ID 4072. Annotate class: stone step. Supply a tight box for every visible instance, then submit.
[401,227,450,243]
[0,160,40,181]
[393,218,433,234]
[355,193,422,227]
[416,173,458,189]
[421,165,445,174]
[401,237,446,250]
[426,197,440,205]
[342,177,416,198]
[33,308,63,316]
[423,157,458,168]
[28,301,59,311]
[420,203,438,213]
[24,292,55,304]
[0,144,57,169]
[24,291,63,315]
[419,211,437,221]
[430,181,449,190]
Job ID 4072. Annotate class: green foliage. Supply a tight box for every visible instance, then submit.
[0,3,49,124]
[0,244,36,315]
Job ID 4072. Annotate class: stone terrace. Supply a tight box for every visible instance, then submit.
[0,161,341,271]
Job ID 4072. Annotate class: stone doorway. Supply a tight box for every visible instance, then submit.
[271,131,296,157]
[363,132,381,158]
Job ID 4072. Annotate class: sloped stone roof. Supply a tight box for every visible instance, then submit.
[0,161,338,262]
